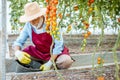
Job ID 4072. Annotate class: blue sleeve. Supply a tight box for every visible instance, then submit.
[13,23,29,49]
[52,31,64,55]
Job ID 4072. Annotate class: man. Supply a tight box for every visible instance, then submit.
[13,2,74,71]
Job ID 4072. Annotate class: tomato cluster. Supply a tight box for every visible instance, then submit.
[88,0,94,6]
[82,21,91,39]
[80,0,95,51]
[58,13,62,19]
[66,25,72,33]
[97,76,105,80]
[73,5,79,11]
[45,0,60,40]
[80,21,91,51]
[118,18,120,23]
[97,57,104,64]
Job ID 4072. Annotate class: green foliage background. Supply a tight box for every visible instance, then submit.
[8,0,45,30]
[8,0,120,31]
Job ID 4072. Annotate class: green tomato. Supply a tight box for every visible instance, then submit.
[83,39,87,43]
[83,43,86,47]
[81,47,85,52]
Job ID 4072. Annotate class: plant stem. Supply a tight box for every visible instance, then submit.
[112,31,120,80]
[50,39,65,80]
[92,5,104,76]
[58,3,66,27]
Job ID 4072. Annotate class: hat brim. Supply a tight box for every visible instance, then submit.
[19,8,46,23]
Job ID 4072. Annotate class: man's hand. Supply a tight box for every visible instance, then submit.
[40,60,52,71]
[15,50,31,64]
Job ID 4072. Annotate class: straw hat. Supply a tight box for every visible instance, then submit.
[19,2,46,23]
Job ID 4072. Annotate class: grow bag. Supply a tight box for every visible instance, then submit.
[16,60,42,73]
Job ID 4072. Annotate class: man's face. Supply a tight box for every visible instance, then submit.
[30,16,43,26]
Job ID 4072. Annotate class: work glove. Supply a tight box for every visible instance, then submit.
[40,60,53,71]
[15,50,31,64]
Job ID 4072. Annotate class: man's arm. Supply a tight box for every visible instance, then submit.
[50,54,58,61]
[13,23,31,64]
[13,23,29,50]
[14,46,21,51]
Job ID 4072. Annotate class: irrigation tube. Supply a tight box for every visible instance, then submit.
[0,0,6,80]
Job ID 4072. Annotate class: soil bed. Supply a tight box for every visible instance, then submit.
[8,34,120,57]
[7,65,120,80]
[7,34,120,80]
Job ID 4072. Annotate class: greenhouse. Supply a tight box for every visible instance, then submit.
[0,0,120,80]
